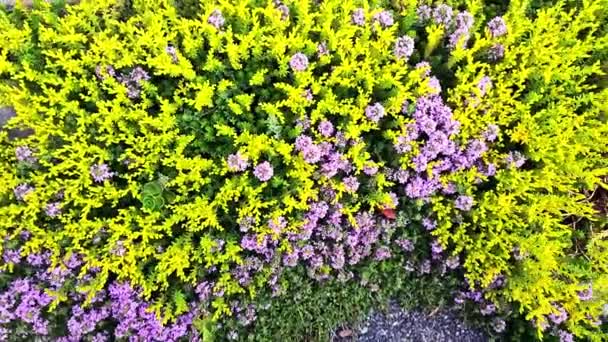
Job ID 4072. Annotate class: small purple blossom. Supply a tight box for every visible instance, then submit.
[432,4,453,26]
[14,183,34,201]
[549,306,569,325]
[422,217,436,230]
[396,239,415,252]
[558,330,574,342]
[277,4,289,20]
[487,17,507,37]
[227,152,249,171]
[254,161,274,182]
[578,284,593,301]
[289,53,309,72]
[352,8,365,26]
[45,202,61,218]
[343,176,359,193]
[208,9,225,29]
[477,76,493,96]
[90,164,114,183]
[484,124,499,141]
[415,61,431,77]
[446,256,460,269]
[373,10,394,27]
[165,45,178,63]
[431,240,443,255]
[363,164,378,176]
[492,318,506,333]
[394,36,415,59]
[16,146,36,164]
[454,195,474,211]
[317,42,329,57]
[488,43,505,61]
[318,120,334,137]
[417,5,432,21]
[506,151,526,168]
[303,89,314,101]
[428,76,441,93]
[365,103,385,123]
[374,247,391,261]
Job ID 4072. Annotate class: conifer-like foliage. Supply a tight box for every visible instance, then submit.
[0,0,606,340]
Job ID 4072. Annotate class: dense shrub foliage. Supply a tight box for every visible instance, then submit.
[0,0,606,341]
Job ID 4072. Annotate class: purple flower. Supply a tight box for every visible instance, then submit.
[45,202,61,218]
[446,256,460,269]
[303,89,314,101]
[317,42,329,57]
[558,330,574,342]
[269,216,287,234]
[394,36,415,59]
[3,248,21,264]
[578,284,593,301]
[396,239,415,252]
[16,146,36,164]
[254,161,274,182]
[488,43,505,61]
[14,183,34,201]
[343,176,359,193]
[415,61,431,77]
[506,151,526,168]
[431,240,443,255]
[283,251,298,267]
[448,28,470,50]
[374,246,391,261]
[365,103,385,123]
[352,8,365,26]
[477,76,493,96]
[277,4,289,20]
[290,53,309,72]
[549,306,569,325]
[432,4,453,26]
[428,76,441,93]
[208,9,225,29]
[455,11,474,31]
[420,260,431,274]
[90,163,114,183]
[227,152,249,171]
[363,165,378,176]
[454,195,474,211]
[484,124,499,141]
[417,5,432,21]
[165,45,178,63]
[480,303,496,316]
[487,17,507,37]
[394,136,411,154]
[422,217,436,230]
[318,120,334,137]
[373,10,394,27]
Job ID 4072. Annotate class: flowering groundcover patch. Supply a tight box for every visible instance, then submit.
[0,0,607,341]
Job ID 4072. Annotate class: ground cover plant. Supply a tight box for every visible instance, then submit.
[0,0,607,341]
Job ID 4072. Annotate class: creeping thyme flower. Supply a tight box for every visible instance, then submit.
[578,284,593,301]
[343,176,359,192]
[373,10,394,27]
[208,9,225,29]
[477,76,493,96]
[16,146,36,164]
[289,53,309,72]
[227,152,249,171]
[446,256,460,269]
[318,120,334,137]
[352,8,365,26]
[454,195,474,211]
[484,124,500,141]
[491,318,506,333]
[254,161,274,182]
[394,36,415,59]
[365,103,385,123]
[165,45,178,63]
[506,151,526,168]
[455,11,474,31]
[428,76,441,93]
[45,202,62,218]
[487,16,507,37]
[432,4,453,26]
[90,164,114,183]
[488,43,505,61]
[274,0,289,20]
[549,306,568,325]
[415,61,431,77]
[417,5,432,21]
[14,184,34,201]
[317,42,329,57]
[558,330,574,342]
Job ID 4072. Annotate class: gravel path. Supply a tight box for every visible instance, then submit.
[334,303,488,342]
